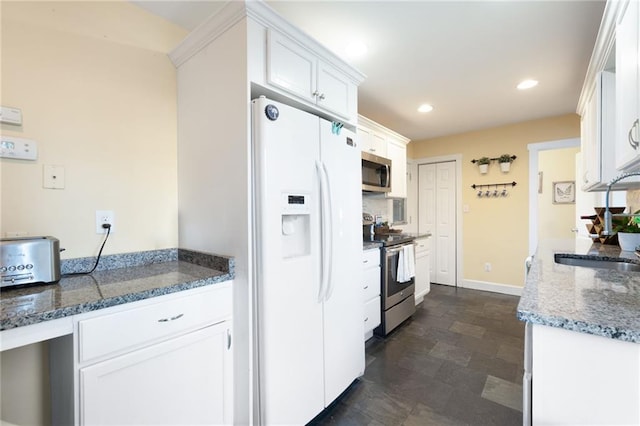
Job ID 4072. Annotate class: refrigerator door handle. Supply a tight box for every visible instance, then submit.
[321,162,334,301]
[316,161,330,303]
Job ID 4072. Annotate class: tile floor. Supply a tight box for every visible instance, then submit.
[310,284,525,425]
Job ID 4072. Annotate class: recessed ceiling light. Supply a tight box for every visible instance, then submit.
[517,79,539,90]
[418,104,434,113]
[345,40,368,59]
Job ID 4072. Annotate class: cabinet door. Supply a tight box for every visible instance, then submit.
[615,0,640,171]
[581,87,599,189]
[414,251,430,303]
[80,322,232,426]
[386,139,407,198]
[364,296,381,334]
[267,29,317,104]
[317,60,353,120]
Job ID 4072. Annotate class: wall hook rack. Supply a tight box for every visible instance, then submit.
[470,155,517,164]
[471,181,517,198]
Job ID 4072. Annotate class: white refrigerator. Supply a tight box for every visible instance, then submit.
[252,96,365,425]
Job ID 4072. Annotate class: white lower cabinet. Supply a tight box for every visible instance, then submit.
[414,237,431,304]
[81,322,232,426]
[531,324,640,424]
[51,283,233,426]
[362,248,381,339]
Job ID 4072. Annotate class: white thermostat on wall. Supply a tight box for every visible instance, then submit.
[0,136,38,160]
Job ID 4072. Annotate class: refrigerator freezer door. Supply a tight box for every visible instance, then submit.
[319,120,366,404]
[252,98,324,425]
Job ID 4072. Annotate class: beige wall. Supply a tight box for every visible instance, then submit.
[0,1,186,258]
[0,3,186,424]
[409,113,580,287]
[538,147,580,240]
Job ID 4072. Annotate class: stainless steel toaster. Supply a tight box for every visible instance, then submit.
[0,236,61,287]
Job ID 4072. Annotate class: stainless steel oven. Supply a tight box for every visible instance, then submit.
[374,238,416,336]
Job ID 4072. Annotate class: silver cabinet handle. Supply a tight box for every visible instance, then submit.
[630,119,640,150]
[312,90,320,97]
[158,313,184,323]
[369,148,376,152]
[363,259,369,264]
[364,317,369,322]
[226,329,232,350]
[364,285,369,289]
[318,93,325,100]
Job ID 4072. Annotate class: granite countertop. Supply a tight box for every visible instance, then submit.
[517,238,640,343]
[362,232,431,250]
[0,248,234,331]
[363,241,383,250]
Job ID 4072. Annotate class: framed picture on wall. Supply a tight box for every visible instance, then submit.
[552,181,575,204]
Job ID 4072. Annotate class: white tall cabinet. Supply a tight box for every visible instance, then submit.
[168,3,364,423]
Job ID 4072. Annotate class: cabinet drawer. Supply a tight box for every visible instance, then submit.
[78,285,232,364]
[414,238,430,254]
[363,266,381,301]
[362,248,380,267]
[364,296,381,332]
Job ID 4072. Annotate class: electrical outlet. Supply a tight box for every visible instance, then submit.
[96,210,115,234]
[484,262,491,272]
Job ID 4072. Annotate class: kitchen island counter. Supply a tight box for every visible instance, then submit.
[1,248,234,332]
[517,238,640,343]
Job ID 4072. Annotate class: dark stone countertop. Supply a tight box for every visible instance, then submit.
[517,238,640,343]
[0,248,234,331]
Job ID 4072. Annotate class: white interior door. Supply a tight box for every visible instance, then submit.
[418,161,456,286]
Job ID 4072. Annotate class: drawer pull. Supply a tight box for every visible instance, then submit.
[158,313,184,323]
[363,260,369,264]
[226,329,232,350]
[364,285,369,289]
[364,317,369,322]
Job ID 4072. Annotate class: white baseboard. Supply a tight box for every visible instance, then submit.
[459,279,523,296]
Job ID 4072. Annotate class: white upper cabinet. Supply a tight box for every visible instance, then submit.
[386,138,407,198]
[267,29,356,121]
[615,0,640,171]
[580,71,618,191]
[358,115,410,198]
[358,125,387,157]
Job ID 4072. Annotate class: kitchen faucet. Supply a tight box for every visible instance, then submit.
[602,172,640,236]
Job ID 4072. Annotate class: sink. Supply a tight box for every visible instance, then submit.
[554,254,640,272]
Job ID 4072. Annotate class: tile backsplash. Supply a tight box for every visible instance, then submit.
[362,193,391,223]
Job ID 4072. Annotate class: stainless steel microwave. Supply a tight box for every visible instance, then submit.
[362,152,391,192]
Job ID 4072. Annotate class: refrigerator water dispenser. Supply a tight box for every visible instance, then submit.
[281,193,311,259]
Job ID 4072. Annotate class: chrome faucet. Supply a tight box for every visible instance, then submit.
[602,172,640,236]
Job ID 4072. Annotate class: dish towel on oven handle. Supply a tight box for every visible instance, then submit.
[396,244,416,283]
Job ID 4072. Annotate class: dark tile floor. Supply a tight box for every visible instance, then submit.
[310,284,525,425]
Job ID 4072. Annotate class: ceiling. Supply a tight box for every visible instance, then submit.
[133,0,606,141]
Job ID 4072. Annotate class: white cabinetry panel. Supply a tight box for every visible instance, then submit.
[81,322,232,426]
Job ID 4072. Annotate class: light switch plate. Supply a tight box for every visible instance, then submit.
[43,165,65,189]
